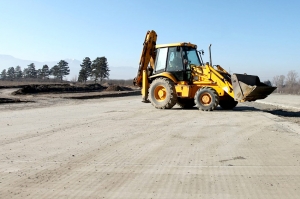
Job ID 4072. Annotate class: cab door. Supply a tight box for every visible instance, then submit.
[165,47,185,81]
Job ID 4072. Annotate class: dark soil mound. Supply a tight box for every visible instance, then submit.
[0,98,21,103]
[13,83,106,95]
[105,85,132,91]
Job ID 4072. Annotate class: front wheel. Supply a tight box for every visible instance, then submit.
[149,78,177,109]
[194,87,219,111]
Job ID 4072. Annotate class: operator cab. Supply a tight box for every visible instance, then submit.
[153,43,203,82]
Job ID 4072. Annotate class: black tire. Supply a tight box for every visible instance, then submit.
[219,98,238,110]
[149,78,177,109]
[177,98,195,109]
[194,87,219,111]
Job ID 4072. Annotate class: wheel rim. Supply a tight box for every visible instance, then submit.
[154,85,167,101]
[200,93,212,106]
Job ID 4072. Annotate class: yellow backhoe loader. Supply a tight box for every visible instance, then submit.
[133,30,276,111]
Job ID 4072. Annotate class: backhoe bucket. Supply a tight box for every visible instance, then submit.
[231,74,276,102]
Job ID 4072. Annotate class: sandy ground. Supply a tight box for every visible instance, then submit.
[0,93,300,198]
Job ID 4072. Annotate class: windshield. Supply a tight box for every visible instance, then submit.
[183,47,202,67]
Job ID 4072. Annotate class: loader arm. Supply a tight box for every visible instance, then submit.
[197,63,235,99]
[199,64,276,102]
[207,65,234,98]
[133,30,157,87]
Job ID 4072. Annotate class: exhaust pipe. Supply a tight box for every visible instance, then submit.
[209,44,212,66]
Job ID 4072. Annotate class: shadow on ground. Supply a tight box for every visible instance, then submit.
[171,105,259,112]
[172,104,300,119]
[264,109,300,118]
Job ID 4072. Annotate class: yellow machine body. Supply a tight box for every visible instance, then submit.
[134,30,276,110]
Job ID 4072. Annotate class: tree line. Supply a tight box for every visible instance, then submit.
[0,56,110,83]
[272,70,300,94]
[0,60,70,81]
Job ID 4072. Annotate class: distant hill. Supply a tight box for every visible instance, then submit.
[0,54,137,80]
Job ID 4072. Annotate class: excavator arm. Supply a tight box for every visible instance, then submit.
[133,30,157,87]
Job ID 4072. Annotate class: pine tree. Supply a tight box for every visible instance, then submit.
[7,67,15,80]
[263,80,272,87]
[27,63,37,78]
[36,69,42,79]
[78,57,92,83]
[41,65,50,79]
[78,69,86,82]
[57,60,70,81]
[0,69,7,80]
[15,66,23,79]
[50,65,60,79]
[91,57,110,83]
[23,68,29,79]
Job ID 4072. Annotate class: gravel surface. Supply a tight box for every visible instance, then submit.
[244,94,300,124]
[0,94,299,198]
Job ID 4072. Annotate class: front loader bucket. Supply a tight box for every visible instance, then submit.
[231,74,277,102]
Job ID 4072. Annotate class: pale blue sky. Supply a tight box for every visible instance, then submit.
[0,0,299,80]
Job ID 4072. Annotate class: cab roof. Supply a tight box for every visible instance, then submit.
[156,42,197,49]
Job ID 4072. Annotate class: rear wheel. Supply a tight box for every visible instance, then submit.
[219,98,238,110]
[194,87,219,111]
[177,98,195,109]
[149,78,177,109]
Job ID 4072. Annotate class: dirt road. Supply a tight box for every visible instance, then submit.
[0,96,299,198]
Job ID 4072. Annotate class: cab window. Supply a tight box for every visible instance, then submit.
[166,47,183,71]
[183,47,202,67]
[155,48,168,73]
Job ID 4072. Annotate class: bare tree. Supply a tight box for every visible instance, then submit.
[286,70,298,87]
[71,75,78,82]
[284,70,298,94]
[273,75,285,93]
